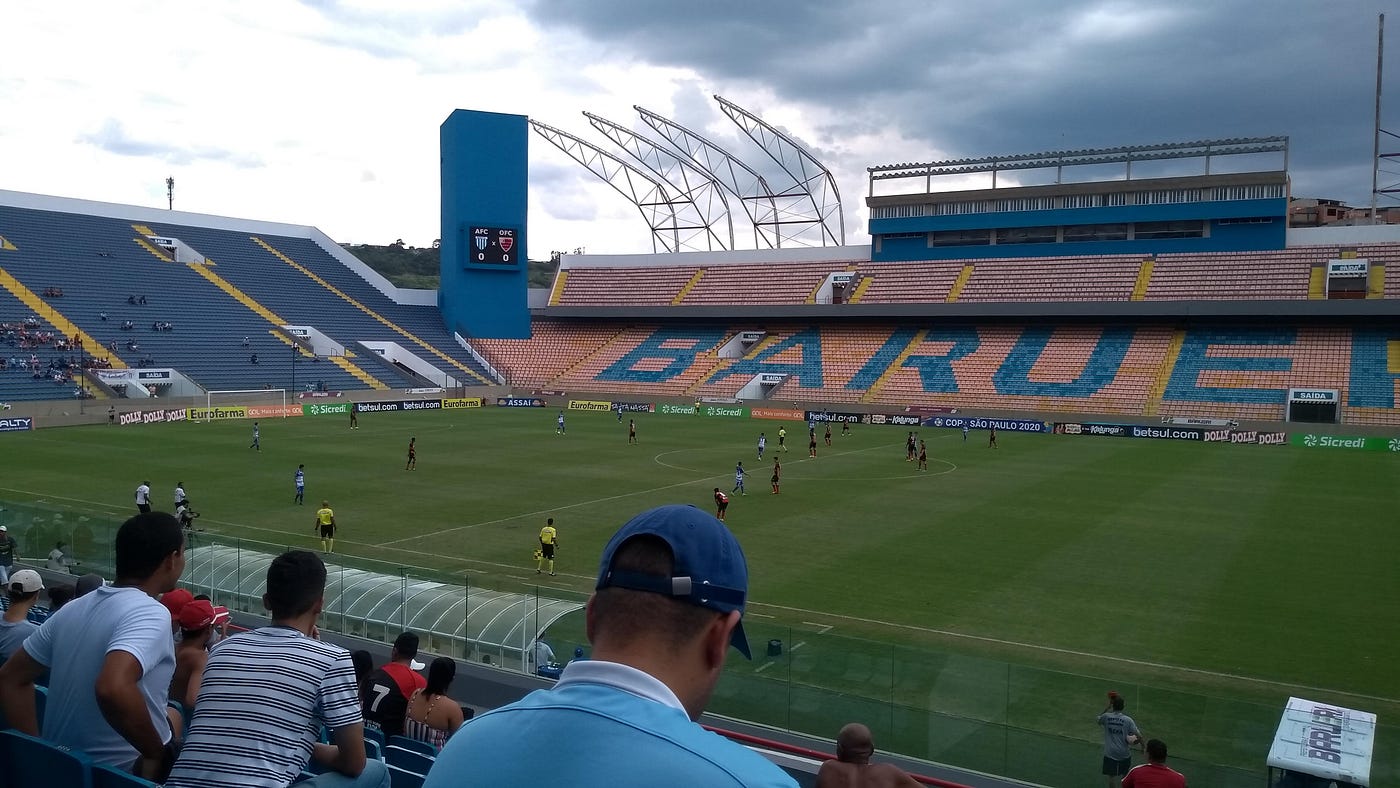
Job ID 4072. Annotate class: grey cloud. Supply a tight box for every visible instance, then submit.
[78,119,265,168]
[524,0,1396,205]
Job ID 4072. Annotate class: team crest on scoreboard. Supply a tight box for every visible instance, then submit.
[499,235,513,253]
[474,233,488,250]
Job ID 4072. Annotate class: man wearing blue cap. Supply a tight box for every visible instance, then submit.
[423,504,796,787]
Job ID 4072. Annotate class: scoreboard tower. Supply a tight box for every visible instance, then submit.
[438,109,530,339]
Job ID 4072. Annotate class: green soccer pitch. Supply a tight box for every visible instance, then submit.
[3,407,1396,786]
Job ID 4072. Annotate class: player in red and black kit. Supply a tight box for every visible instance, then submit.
[713,488,729,521]
[988,426,997,449]
[808,431,818,458]
[628,419,637,445]
[824,422,832,447]
[771,458,781,494]
[406,437,417,470]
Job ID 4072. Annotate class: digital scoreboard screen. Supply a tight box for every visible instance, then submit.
[465,226,518,266]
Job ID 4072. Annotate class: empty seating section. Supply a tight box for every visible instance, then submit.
[816,326,895,403]
[956,255,1141,302]
[851,260,963,303]
[552,326,724,397]
[0,206,368,394]
[1143,249,1318,300]
[556,266,699,305]
[679,261,847,304]
[471,323,619,387]
[1358,243,1400,298]
[139,225,491,384]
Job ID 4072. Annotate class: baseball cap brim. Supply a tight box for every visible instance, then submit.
[409,659,426,671]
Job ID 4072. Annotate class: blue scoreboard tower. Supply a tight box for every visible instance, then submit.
[438,109,530,339]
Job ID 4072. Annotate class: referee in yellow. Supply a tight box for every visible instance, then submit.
[536,518,558,576]
[314,500,336,553]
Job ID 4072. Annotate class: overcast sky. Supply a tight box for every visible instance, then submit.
[1,0,1395,257]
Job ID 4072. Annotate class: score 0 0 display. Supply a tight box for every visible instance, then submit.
[467,226,517,265]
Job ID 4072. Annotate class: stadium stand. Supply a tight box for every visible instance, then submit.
[553,265,700,306]
[954,254,1141,302]
[1143,248,1316,300]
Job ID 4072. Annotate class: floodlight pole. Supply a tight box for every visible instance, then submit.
[1373,14,1385,223]
[166,177,174,211]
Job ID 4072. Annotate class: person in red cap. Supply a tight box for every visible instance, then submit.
[170,599,216,710]
[160,588,195,636]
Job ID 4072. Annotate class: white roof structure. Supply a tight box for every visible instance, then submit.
[181,543,583,669]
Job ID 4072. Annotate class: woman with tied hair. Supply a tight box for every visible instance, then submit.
[403,656,466,749]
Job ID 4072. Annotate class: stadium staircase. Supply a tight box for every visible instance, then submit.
[184,262,388,389]
[1131,259,1154,301]
[547,270,568,306]
[859,329,925,404]
[672,269,705,305]
[946,264,974,302]
[0,206,369,394]
[1143,329,1187,416]
[846,275,872,303]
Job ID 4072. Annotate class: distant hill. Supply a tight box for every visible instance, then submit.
[342,241,559,289]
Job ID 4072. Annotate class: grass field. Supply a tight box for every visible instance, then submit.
[3,407,1396,786]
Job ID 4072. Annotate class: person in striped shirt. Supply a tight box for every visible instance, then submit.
[164,550,389,788]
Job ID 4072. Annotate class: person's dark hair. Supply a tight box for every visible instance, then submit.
[7,587,38,604]
[264,550,326,619]
[352,649,374,693]
[394,631,420,658]
[1111,695,1125,712]
[591,534,718,649]
[46,585,75,611]
[1146,739,1167,761]
[114,512,184,580]
[424,656,457,697]
[193,594,211,602]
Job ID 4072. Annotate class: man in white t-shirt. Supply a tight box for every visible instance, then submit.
[0,512,186,781]
[135,480,152,514]
[174,482,187,509]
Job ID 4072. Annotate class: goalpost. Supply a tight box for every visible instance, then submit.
[203,389,287,422]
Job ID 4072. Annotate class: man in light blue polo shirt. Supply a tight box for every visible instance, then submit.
[424,504,796,788]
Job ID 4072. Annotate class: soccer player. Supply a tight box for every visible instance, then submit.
[824,422,832,447]
[771,458,781,495]
[841,419,850,437]
[628,419,637,445]
[757,432,766,460]
[733,462,746,496]
[962,423,969,443]
[135,480,152,514]
[989,425,998,449]
[808,432,818,458]
[349,402,358,429]
[314,501,336,553]
[294,464,306,505]
[777,427,787,452]
[556,411,566,435]
[537,518,558,576]
[905,432,916,462]
[174,481,188,509]
[918,440,928,471]
[249,422,260,452]
[406,437,417,470]
[616,405,623,423]
[712,488,729,521]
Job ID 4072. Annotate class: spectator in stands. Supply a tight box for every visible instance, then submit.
[251,352,259,364]
[0,525,16,586]
[351,649,374,697]
[169,599,216,711]
[404,657,466,749]
[100,310,109,321]
[1122,739,1186,788]
[424,504,797,787]
[47,540,78,573]
[75,572,105,597]
[122,320,134,331]
[815,723,920,788]
[46,584,75,612]
[164,550,389,788]
[0,512,185,780]
[0,569,44,664]
[361,631,427,739]
[128,295,137,305]
[1099,691,1144,787]
[160,587,195,636]
[190,594,229,646]
[139,295,147,305]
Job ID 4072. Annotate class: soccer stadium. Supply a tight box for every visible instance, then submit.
[0,99,1395,788]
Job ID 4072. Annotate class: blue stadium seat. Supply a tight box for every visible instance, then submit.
[387,764,426,788]
[365,737,383,762]
[0,728,93,788]
[91,763,160,788]
[362,725,386,750]
[387,735,438,757]
[384,745,434,774]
